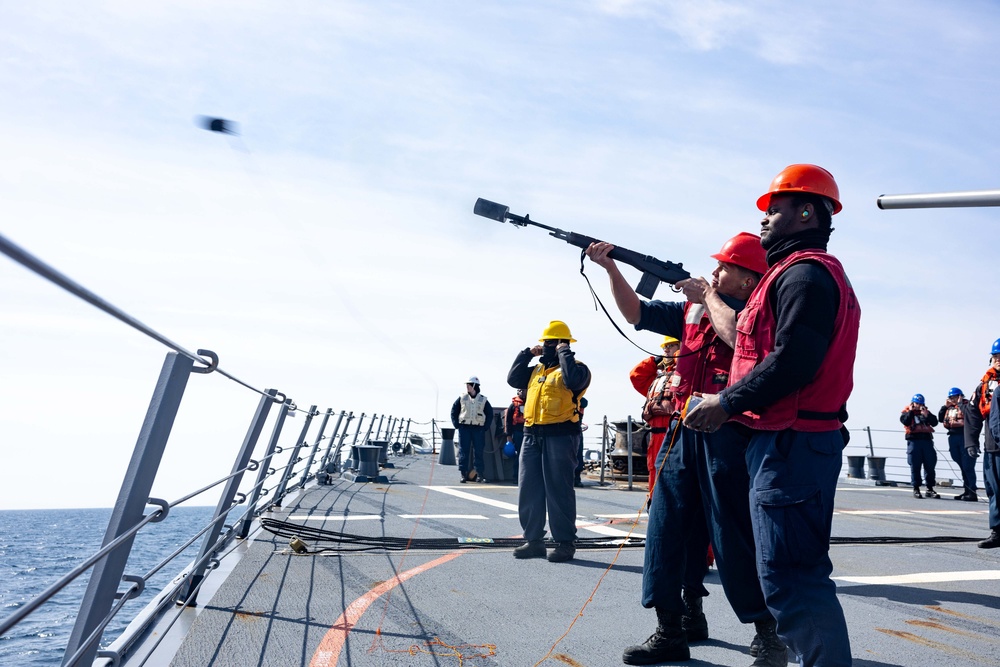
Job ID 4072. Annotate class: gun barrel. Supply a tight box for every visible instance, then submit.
[876,190,1000,210]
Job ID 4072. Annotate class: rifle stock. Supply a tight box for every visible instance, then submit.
[474,198,689,299]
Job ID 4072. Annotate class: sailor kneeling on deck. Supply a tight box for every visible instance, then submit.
[507,320,591,563]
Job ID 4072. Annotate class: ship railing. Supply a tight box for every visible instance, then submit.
[0,231,416,667]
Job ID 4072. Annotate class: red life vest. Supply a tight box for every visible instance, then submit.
[728,250,860,432]
[901,407,935,436]
[978,368,998,418]
[672,302,734,407]
[643,367,676,421]
[509,396,525,427]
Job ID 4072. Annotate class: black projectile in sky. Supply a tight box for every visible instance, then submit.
[195,116,239,135]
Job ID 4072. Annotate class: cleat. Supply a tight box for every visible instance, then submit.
[547,542,576,562]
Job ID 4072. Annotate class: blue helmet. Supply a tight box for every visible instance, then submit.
[502,441,516,459]
[992,338,1000,356]
[948,387,963,398]
[911,393,925,405]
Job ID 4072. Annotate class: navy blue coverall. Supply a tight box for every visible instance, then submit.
[717,231,853,667]
[635,299,772,623]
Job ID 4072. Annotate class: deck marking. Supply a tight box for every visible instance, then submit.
[308,550,467,667]
[286,514,382,521]
[420,485,519,511]
[399,514,488,519]
[835,570,1000,585]
[596,513,648,519]
[835,509,984,515]
[577,520,645,539]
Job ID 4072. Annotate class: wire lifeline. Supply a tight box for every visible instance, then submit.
[0,231,275,401]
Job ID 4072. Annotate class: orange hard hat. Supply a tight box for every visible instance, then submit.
[756,164,842,214]
[711,232,768,275]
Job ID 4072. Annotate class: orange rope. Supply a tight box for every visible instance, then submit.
[532,417,682,666]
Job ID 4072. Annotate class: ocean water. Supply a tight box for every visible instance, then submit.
[0,506,214,666]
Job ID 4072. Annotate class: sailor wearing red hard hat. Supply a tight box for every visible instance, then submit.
[685,164,860,667]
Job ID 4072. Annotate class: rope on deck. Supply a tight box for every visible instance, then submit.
[261,518,983,553]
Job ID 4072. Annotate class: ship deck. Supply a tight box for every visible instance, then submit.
[161,452,1000,667]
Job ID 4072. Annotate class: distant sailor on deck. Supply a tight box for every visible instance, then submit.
[966,338,1000,549]
[450,377,494,483]
[900,393,939,499]
[939,388,978,501]
[507,320,591,563]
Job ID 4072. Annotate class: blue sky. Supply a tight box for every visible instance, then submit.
[2,2,1000,508]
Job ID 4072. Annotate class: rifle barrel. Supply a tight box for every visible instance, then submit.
[876,190,1000,209]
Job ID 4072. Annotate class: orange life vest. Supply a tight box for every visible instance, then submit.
[942,401,966,430]
[901,406,934,436]
[978,368,998,418]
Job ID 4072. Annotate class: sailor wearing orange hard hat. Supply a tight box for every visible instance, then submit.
[586,233,782,665]
[685,164,860,667]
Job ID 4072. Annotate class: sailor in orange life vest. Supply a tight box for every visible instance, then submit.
[684,164,860,667]
[900,393,940,498]
[938,387,978,501]
[507,321,591,563]
[504,388,526,481]
[629,335,681,496]
[586,234,785,666]
[965,338,1000,549]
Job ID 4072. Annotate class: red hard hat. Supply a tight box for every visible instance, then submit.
[756,164,842,214]
[711,232,768,275]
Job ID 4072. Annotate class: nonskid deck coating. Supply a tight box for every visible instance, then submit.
[169,453,1000,666]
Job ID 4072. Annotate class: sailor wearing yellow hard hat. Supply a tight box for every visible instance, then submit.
[507,321,590,564]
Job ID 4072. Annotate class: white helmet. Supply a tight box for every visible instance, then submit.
[467,376,480,385]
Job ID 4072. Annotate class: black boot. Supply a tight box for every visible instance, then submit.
[681,592,709,642]
[622,608,689,665]
[978,530,1000,549]
[751,617,788,667]
[513,540,546,559]
[547,542,576,562]
[925,487,940,499]
[913,487,922,498]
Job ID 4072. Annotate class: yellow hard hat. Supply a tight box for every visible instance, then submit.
[661,336,680,348]
[539,320,576,342]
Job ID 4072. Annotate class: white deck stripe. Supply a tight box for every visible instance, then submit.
[576,520,645,539]
[834,570,1000,585]
[286,515,382,521]
[399,514,488,519]
[420,485,519,511]
[836,509,985,515]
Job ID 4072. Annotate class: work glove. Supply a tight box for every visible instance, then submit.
[967,446,980,459]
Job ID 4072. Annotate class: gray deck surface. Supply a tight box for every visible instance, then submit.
[169,453,1000,666]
